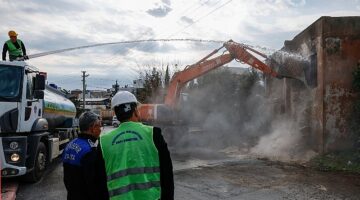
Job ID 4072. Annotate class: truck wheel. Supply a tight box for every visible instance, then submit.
[23,142,47,182]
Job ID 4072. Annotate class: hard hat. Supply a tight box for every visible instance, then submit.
[111,91,138,109]
[8,30,18,37]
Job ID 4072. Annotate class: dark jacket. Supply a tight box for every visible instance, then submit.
[96,126,174,200]
[62,134,108,200]
[2,40,27,61]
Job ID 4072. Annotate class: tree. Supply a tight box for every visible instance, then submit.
[164,65,170,88]
[141,67,163,103]
[136,61,181,103]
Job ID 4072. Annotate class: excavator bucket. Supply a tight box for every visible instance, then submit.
[224,40,312,87]
[268,51,311,87]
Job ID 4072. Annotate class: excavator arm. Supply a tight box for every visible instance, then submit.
[164,40,280,108]
[138,40,281,122]
[164,53,233,107]
[224,41,280,78]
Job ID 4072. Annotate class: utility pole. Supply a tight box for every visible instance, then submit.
[115,80,119,93]
[81,71,89,110]
[112,80,119,96]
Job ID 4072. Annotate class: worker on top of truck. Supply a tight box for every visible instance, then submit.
[62,111,107,200]
[2,30,28,61]
[96,91,174,200]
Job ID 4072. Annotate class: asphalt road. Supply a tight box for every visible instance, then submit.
[14,126,360,200]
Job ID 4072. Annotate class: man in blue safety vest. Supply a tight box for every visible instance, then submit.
[62,111,108,200]
[2,30,28,61]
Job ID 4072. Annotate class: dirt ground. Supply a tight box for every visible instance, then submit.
[14,154,360,200]
[12,126,360,199]
[174,158,360,200]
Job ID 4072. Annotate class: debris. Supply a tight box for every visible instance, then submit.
[317,184,327,191]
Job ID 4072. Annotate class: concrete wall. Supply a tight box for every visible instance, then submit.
[267,16,360,153]
[322,17,360,152]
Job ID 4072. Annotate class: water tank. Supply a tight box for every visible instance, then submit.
[43,85,76,129]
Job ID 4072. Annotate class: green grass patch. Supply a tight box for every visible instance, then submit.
[310,150,360,173]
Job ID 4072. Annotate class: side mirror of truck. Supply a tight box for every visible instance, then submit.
[34,74,46,90]
[34,90,44,99]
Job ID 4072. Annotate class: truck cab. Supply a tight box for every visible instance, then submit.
[0,61,77,182]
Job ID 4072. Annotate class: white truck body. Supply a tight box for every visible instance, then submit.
[0,61,78,181]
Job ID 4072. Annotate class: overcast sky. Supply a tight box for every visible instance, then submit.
[1,0,359,90]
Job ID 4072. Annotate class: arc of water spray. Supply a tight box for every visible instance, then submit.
[23,39,226,60]
[19,38,307,85]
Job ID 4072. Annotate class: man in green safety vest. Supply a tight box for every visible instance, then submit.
[96,91,174,200]
[2,30,28,61]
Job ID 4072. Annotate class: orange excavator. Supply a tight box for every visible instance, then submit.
[138,40,283,123]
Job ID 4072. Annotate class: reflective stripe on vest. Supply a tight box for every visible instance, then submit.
[107,166,160,181]
[108,181,160,197]
[100,122,160,200]
[6,39,23,57]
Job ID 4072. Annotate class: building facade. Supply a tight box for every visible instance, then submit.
[266,16,360,153]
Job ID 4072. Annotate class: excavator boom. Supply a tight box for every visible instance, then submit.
[164,40,279,108]
[138,40,280,122]
[164,53,233,107]
[223,41,279,78]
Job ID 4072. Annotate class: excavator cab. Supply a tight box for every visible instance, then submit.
[138,104,175,124]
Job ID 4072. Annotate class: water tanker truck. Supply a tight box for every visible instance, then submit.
[0,61,79,182]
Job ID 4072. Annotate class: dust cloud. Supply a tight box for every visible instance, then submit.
[250,117,317,163]
[171,64,317,163]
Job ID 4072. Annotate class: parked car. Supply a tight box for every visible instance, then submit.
[112,116,120,127]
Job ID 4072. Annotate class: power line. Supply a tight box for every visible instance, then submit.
[173,1,203,17]
[105,0,232,70]
[178,0,213,18]
[107,1,231,66]
[167,0,233,38]
[100,1,224,66]
[132,0,232,67]
[72,1,232,76]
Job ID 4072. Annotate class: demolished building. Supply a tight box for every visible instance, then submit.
[266,16,360,153]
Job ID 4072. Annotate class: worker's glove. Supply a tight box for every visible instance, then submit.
[23,55,29,60]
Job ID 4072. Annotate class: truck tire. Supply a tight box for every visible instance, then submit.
[24,142,47,182]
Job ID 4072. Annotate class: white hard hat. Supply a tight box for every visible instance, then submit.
[111,91,138,109]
